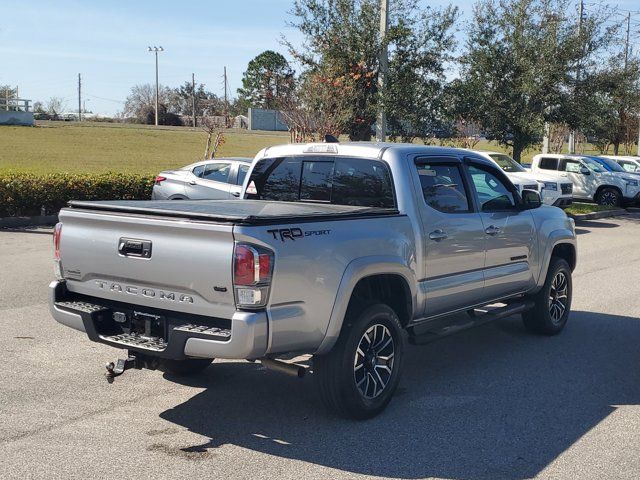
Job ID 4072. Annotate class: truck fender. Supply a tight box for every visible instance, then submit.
[536,229,577,288]
[314,255,417,355]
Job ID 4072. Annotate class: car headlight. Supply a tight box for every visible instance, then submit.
[625,178,639,187]
[542,182,557,191]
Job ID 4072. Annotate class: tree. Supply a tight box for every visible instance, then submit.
[0,86,17,110]
[385,5,458,142]
[171,81,223,118]
[588,60,640,154]
[33,101,45,114]
[280,66,356,142]
[285,0,457,141]
[454,0,607,161]
[201,117,226,159]
[123,83,180,124]
[46,97,67,119]
[237,50,295,110]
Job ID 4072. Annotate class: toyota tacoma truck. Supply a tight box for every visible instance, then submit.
[50,142,577,419]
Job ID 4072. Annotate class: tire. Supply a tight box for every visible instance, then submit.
[161,358,214,376]
[313,303,404,420]
[523,257,572,335]
[596,187,621,207]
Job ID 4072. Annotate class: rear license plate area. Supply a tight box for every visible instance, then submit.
[131,311,166,340]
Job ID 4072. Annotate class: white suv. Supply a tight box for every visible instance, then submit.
[471,150,573,208]
[531,154,640,206]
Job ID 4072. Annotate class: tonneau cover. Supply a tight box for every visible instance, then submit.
[67,199,399,225]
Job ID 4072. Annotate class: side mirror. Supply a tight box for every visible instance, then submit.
[580,166,590,175]
[520,189,542,210]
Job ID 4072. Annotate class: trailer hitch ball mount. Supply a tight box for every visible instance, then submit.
[105,356,137,383]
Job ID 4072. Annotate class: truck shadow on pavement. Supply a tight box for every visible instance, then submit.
[159,310,640,480]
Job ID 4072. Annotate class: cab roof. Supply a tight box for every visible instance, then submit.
[260,142,493,165]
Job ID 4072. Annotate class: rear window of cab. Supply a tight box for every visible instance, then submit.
[244,156,396,208]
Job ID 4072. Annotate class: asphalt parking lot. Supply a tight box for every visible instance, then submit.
[1,215,640,480]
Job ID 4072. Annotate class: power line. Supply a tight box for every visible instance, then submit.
[84,93,125,104]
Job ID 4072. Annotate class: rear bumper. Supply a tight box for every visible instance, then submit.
[49,281,268,360]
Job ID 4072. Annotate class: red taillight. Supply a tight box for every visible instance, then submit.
[234,245,257,286]
[259,254,271,280]
[155,175,167,185]
[233,245,273,286]
[53,223,62,260]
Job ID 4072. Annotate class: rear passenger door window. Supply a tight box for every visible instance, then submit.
[538,157,559,170]
[415,163,470,213]
[203,162,231,183]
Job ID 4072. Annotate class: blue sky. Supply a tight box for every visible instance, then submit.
[2,0,638,115]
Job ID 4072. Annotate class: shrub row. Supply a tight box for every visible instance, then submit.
[0,172,154,217]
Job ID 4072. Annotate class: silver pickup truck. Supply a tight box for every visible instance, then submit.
[50,142,577,419]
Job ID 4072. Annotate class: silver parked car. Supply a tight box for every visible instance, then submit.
[151,157,252,200]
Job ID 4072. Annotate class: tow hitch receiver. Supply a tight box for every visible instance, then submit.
[105,355,137,383]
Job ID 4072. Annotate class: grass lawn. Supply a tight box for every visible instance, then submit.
[0,121,607,175]
[0,121,290,175]
[565,203,617,215]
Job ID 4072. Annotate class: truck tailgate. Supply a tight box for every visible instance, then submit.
[58,208,236,319]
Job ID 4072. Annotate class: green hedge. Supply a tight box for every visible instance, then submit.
[0,172,154,217]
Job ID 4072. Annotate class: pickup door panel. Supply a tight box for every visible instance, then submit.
[478,210,537,298]
[420,213,487,317]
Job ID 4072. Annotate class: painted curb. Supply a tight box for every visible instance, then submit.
[567,209,627,221]
[0,214,59,229]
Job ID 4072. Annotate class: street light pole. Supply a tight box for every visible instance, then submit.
[148,46,164,126]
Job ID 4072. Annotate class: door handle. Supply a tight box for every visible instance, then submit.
[231,191,240,197]
[429,229,448,241]
[188,180,197,185]
[485,225,501,236]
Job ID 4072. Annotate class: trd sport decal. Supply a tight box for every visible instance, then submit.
[267,228,331,242]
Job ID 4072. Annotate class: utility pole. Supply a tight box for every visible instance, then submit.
[148,46,164,126]
[375,0,389,142]
[191,73,197,127]
[568,0,584,154]
[621,13,639,155]
[223,66,229,127]
[624,12,630,71]
[77,74,82,122]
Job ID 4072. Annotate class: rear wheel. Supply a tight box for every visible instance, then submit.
[523,257,572,335]
[596,187,622,207]
[313,303,404,420]
[161,358,213,376]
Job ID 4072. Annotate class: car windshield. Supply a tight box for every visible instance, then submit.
[487,153,527,173]
[586,156,625,173]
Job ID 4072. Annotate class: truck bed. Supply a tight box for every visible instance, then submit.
[68,199,399,225]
